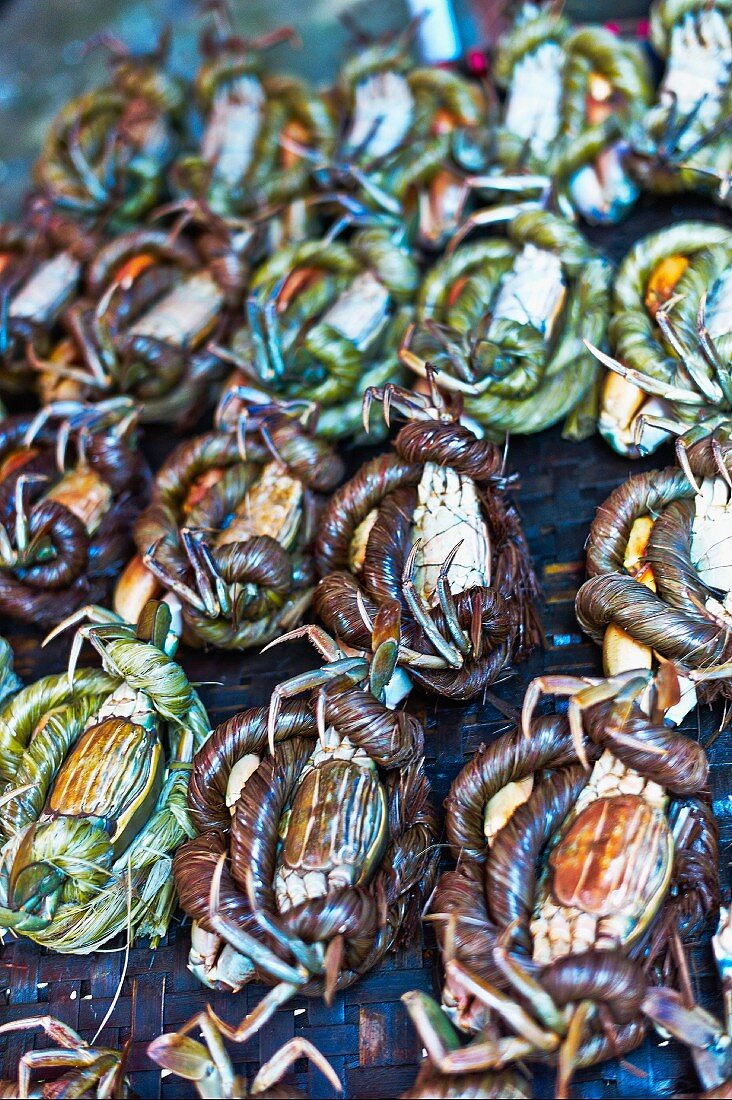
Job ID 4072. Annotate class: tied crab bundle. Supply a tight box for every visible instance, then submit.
[215,225,419,440]
[399,210,611,441]
[0,1015,132,1098]
[116,395,343,649]
[173,602,438,1025]
[174,8,334,228]
[316,17,492,249]
[0,399,149,628]
[28,221,241,425]
[33,31,185,226]
[0,600,210,952]
[588,220,732,456]
[149,1004,341,1098]
[411,668,719,1097]
[0,209,97,400]
[484,3,652,224]
[314,380,541,700]
[627,0,732,202]
[576,424,732,710]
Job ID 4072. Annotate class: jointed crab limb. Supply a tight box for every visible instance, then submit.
[207,856,310,986]
[446,960,562,1054]
[149,1001,341,1098]
[181,527,232,618]
[402,542,464,669]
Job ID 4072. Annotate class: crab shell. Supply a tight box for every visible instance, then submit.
[549,794,674,930]
[281,757,388,893]
[44,716,164,857]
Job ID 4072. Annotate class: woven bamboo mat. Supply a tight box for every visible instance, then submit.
[0,198,730,1097]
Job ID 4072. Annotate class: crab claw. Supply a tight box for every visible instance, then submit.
[181,528,230,618]
[370,600,401,698]
[147,1032,215,1084]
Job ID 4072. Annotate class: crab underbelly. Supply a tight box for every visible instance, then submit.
[9,252,81,327]
[691,476,732,621]
[661,12,732,133]
[411,462,491,605]
[202,75,265,187]
[504,41,564,157]
[531,751,671,964]
[346,70,415,161]
[490,244,566,340]
[128,272,225,349]
[322,270,390,352]
[706,269,732,342]
[274,751,387,913]
[215,460,303,549]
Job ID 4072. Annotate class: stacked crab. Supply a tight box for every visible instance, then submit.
[0,0,731,1097]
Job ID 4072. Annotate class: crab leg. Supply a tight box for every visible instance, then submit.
[403,542,463,668]
[143,539,208,613]
[446,960,561,1052]
[252,1037,343,1095]
[181,527,230,617]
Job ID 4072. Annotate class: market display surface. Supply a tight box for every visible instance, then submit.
[0,1,731,1097]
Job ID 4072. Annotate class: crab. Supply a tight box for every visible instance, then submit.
[577,423,732,717]
[0,1015,132,1098]
[482,4,652,224]
[173,602,437,1026]
[627,0,732,201]
[0,598,209,952]
[399,209,612,440]
[214,223,418,441]
[116,391,343,649]
[588,220,732,456]
[34,30,185,225]
[173,4,334,231]
[419,667,718,1095]
[0,398,149,626]
[314,375,540,699]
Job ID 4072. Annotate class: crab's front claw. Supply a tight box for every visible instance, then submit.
[181,528,230,618]
[370,600,401,699]
[643,987,732,1092]
[402,990,463,1065]
[9,857,65,921]
[147,1032,216,1085]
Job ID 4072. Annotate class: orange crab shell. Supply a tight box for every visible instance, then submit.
[549,794,673,923]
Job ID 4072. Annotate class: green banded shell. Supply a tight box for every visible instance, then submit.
[46,717,163,855]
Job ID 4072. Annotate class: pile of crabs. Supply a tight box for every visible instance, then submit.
[0,0,731,1097]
